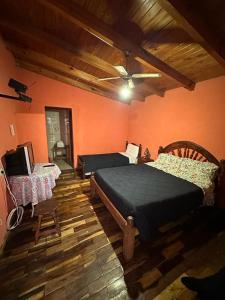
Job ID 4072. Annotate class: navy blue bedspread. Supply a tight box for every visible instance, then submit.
[79,153,129,174]
[94,164,203,241]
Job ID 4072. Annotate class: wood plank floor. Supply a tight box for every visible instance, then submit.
[1,170,225,300]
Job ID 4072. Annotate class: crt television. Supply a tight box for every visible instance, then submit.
[4,142,35,176]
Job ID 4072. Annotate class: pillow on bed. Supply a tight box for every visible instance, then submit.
[155,153,219,181]
[126,143,139,158]
[150,153,219,205]
[154,153,182,173]
[180,158,219,181]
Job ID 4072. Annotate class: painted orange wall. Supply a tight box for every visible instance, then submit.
[16,113,49,163]
[128,76,225,160]
[0,36,27,247]
[16,69,130,164]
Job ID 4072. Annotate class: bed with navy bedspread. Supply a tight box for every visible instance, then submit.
[79,153,130,175]
[94,164,203,241]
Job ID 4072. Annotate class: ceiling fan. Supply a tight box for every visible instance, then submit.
[97,52,161,89]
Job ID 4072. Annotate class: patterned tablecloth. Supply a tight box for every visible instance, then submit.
[9,163,61,206]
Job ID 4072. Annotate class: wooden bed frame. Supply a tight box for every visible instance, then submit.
[90,140,225,262]
[77,141,142,179]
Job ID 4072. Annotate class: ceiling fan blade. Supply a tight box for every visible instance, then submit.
[97,76,121,81]
[114,65,128,76]
[128,79,135,89]
[132,73,161,78]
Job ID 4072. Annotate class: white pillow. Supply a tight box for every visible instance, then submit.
[126,143,139,158]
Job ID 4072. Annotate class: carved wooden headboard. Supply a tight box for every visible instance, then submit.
[158,140,220,166]
[158,141,225,208]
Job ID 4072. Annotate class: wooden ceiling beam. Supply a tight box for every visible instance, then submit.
[7,43,118,93]
[0,18,119,77]
[0,18,162,98]
[38,0,195,90]
[0,18,145,100]
[140,82,164,97]
[16,59,124,102]
[157,0,225,69]
[8,42,145,102]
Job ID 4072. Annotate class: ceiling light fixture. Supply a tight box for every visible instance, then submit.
[119,84,132,100]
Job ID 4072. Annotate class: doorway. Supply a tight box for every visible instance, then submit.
[45,107,74,171]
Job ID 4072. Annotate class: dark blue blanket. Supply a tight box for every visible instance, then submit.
[94,164,203,241]
[79,153,129,174]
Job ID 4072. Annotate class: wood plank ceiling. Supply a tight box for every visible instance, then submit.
[0,0,224,103]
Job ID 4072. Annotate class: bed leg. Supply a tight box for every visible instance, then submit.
[81,165,85,179]
[78,157,85,179]
[90,176,96,199]
[81,161,85,180]
[123,216,135,262]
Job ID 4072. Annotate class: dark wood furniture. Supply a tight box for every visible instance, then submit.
[91,140,225,262]
[34,198,61,244]
[77,141,142,179]
[138,156,154,164]
[138,147,153,163]
[53,144,71,163]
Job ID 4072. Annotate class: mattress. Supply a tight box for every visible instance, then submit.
[79,152,130,175]
[94,164,203,240]
[119,152,137,164]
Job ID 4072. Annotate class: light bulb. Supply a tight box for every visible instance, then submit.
[119,85,132,100]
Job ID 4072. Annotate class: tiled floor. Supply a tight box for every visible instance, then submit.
[54,159,73,171]
[0,171,225,299]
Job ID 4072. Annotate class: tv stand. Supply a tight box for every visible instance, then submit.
[9,163,61,217]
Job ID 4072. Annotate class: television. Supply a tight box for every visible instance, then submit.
[4,142,35,176]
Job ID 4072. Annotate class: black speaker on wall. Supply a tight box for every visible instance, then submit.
[8,79,27,94]
[0,78,32,103]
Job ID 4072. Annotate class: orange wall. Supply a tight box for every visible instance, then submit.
[128,76,225,160]
[0,36,27,247]
[16,69,130,164]
[16,113,49,163]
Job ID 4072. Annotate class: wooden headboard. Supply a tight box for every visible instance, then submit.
[158,140,225,208]
[126,141,142,158]
[158,140,220,166]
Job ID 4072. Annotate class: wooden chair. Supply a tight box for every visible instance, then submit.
[34,198,61,243]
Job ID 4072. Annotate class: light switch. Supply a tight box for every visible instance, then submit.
[9,124,15,136]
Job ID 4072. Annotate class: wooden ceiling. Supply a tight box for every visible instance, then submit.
[0,0,225,103]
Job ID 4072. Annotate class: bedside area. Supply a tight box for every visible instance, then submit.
[138,156,154,164]
[138,147,154,164]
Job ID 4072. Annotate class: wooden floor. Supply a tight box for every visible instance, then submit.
[1,171,225,300]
